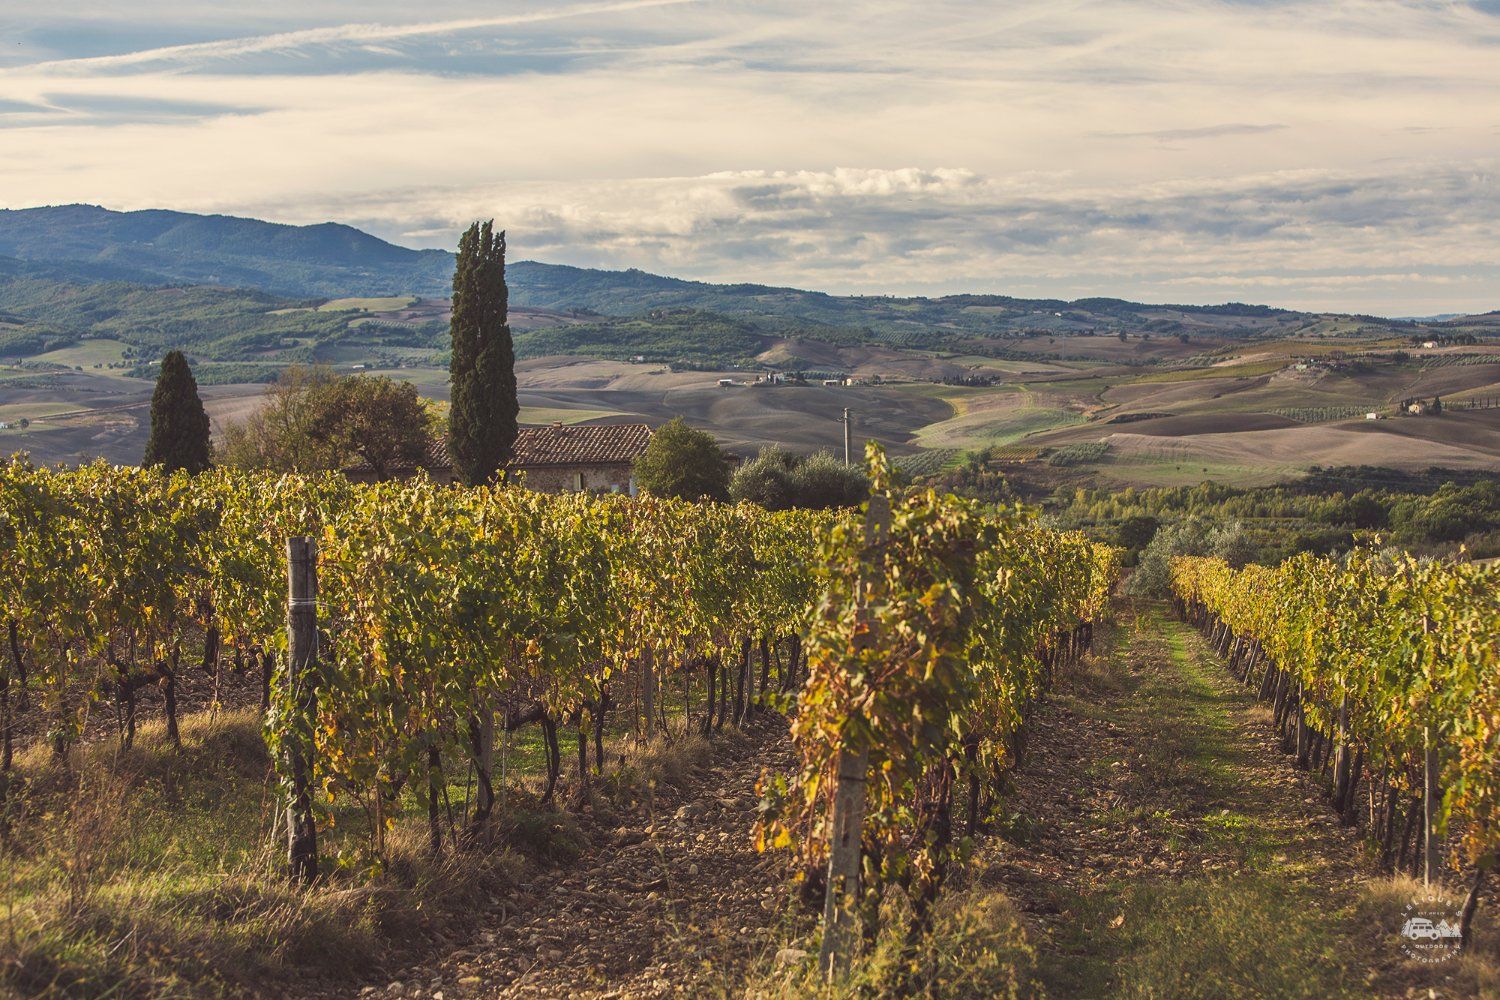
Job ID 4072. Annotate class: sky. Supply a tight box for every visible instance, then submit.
[1,0,1498,315]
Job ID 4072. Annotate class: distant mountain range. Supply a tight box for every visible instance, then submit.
[0,205,454,298]
[0,204,1494,368]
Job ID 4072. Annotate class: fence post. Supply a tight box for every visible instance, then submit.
[286,536,320,884]
[819,492,890,982]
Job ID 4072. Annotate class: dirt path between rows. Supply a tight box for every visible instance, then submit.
[973,604,1488,998]
[341,715,798,1000]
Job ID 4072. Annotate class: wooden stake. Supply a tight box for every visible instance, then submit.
[819,491,890,982]
[1421,615,1441,888]
[285,536,319,884]
[1424,725,1440,887]
[642,648,656,742]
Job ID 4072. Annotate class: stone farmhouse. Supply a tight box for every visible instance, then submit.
[502,422,652,493]
[349,422,653,493]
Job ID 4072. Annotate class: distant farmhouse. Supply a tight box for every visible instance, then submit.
[348,422,653,493]
[1400,396,1444,417]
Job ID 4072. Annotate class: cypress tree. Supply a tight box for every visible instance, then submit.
[447,221,519,485]
[143,350,211,473]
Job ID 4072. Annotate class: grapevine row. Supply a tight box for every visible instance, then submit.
[0,458,826,865]
[1170,551,1499,941]
[758,446,1118,974]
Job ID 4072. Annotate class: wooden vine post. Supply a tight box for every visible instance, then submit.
[1421,614,1440,889]
[286,536,320,884]
[643,648,656,742]
[818,492,890,983]
[1331,696,1348,793]
[1423,723,1440,887]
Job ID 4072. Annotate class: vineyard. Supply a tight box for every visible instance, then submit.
[1044,441,1112,467]
[1416,354,1500,369]
[5,441,1498,996]
[0,446,1118,995]
[1171,552,1500,945]
[1272,405,1372,424]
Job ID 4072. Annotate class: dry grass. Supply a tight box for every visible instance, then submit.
[1100,873,1364,999]
[1357,874,1500,997]
[0,697,740,996]
[0,709,533,998]
[1062,629,1130,698]
[618,731,711,789]
[745,884,1037,999]
[593,729,715,802]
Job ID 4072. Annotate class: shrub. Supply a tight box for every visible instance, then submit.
[634,417,731,502]
[1127,518,1249,597]
[730,447,867,510]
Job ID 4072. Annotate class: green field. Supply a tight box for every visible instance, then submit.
[30,338,130,367]
[913,396,1084,449]
[518,405,628,425]
[1094,457,1300,488]
[317,296,417,313]
[1126,358,1288,384]
[920,352,1084,375]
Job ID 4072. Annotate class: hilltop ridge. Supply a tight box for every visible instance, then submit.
[4,205,1493,339]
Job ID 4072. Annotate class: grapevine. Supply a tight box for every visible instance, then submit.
[756,443,1118,953]
[1171,550,1499,941]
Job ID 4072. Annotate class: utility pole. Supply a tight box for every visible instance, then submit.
[842,408,851,466]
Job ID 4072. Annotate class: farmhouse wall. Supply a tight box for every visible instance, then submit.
[510,462,637,494]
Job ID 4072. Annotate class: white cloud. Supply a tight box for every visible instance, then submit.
[0,0,1497,312]
[200,163,1493,314]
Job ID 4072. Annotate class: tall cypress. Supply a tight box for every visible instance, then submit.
[143,350,211,473]
[447,221,519,485]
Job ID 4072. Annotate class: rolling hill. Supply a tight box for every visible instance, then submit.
[5,205,1495,354]
[0,205,454,299]
[1,204,1497,482]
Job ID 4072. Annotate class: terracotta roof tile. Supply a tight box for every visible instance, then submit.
[350,422,653,475]
[504,423,653,468]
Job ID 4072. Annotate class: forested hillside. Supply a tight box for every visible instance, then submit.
[0,205,453,298]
